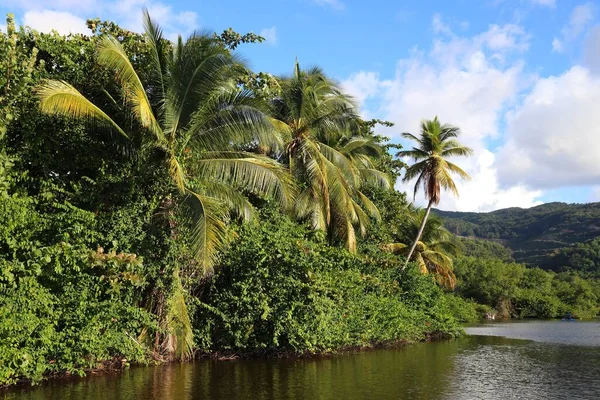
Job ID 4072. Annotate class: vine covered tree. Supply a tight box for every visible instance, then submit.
[36,11,294,359]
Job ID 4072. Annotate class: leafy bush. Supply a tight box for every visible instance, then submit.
[193,208,462,355]
[0,240,154,386]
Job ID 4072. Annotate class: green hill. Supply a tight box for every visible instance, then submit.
[434,202,600,271]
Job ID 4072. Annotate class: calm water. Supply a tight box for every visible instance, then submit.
[4,321,600,400]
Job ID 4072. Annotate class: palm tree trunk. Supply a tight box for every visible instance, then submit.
[402,199,434,271]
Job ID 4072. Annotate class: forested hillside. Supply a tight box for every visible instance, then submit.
[435,202,600,272]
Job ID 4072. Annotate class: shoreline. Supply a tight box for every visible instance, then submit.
[2,330,457,390]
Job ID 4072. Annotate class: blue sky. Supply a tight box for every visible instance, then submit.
[2,0,600,211]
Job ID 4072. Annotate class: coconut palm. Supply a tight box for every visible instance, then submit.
[385,210,458,288]
[270,62,391,252]
[36,11,293,359]
[398,117,472,270]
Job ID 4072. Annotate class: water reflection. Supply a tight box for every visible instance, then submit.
[4,322,600,400]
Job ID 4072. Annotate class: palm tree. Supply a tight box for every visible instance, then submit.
[36,11,293,359]
[398,117,472,270]
[270,62,391,252]
[385,210,458,288]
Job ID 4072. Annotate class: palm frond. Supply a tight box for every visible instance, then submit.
[97,36,164,143]
[194,153,296,208]
[201,181,256,222]
[359,168,392,189]
[186,90,280,152]
[445,160,471,181]
[184,190,228,275]
[143,8,169,107]
[384,242,409,253]
[37,80,128,138]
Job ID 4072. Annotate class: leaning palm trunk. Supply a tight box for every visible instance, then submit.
[402,199,433,270]
[398,117,472,270]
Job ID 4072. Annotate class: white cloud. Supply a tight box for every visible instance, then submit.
[259,26,277,45]
[343,15,542,211]
[6,0,199,39]
[23,10,88,35]
[497,66,600,189]
[341,71,381,107]
[553,2,595,52]
[531,0,555,7]
[113,1,198,39]
[312,0,345,11]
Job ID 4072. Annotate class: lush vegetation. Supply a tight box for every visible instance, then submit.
[435,202,600,269]
[0,12,598,388]
[544,237,600,277]
[454,257,600,319]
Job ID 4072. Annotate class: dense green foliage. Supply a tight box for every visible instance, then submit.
[193,207,461,354]
[0,14,465,387]
[544,237,600,277]
[0,148,156,386]
[456,237,513,263]
[1,12,598,389]
[435,202,600,269]
[454,257,600,319]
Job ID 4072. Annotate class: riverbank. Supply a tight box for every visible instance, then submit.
[5,321,600,400]
[2,328,459,389]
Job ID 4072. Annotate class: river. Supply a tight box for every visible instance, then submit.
[4,320,599,399]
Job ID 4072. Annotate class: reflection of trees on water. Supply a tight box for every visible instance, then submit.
[7,333,600,400]
[193,341,460,400]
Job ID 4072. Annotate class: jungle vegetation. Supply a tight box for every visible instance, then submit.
[0,12,598,387]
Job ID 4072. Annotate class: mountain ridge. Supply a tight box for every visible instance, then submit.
[433,202,600,270]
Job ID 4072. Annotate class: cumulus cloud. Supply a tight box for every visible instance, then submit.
[553,2,595,52]
[343,15,542,211]
[312,0,345,11]
[432,13,452,35]
[497,66,600,189]
[5,0,199,39]
[259,26,277,45]
[341,71,381,107]
[23,10,88,35]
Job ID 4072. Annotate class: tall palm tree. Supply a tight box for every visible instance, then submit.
[36,11,293,359]
[398,117,472,270]
[270,62,391,252]
[385,210,459,288]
